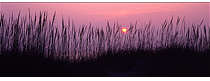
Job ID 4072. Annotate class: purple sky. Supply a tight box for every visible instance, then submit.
[0,3,209,28]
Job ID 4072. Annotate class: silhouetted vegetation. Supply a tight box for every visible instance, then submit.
[0,11,209,76]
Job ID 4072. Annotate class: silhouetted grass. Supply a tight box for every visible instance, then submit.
[0,11,209,76]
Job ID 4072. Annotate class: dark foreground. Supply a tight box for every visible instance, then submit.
[0,48,210,77]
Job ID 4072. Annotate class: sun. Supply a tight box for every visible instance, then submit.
[122,28,127,33]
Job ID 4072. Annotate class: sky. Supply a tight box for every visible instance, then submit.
[0,3,209,28]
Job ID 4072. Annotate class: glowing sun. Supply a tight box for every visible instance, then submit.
[122,28,127,33]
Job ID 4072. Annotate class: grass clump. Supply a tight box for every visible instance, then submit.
[0,11,209,76]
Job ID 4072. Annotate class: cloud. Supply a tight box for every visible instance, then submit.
[88,6,182,20]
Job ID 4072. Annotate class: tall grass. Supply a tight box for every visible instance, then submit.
[0,11,209,62]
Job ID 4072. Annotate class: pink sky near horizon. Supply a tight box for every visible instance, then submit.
[0,3,209,28]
